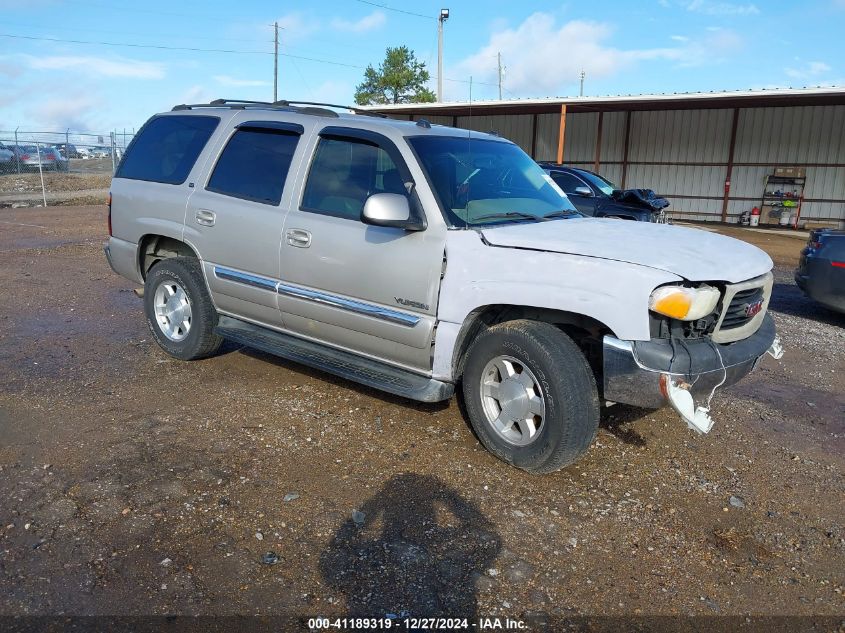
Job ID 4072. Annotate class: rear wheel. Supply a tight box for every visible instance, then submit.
[461,320,600,473]
[143,257,223,361]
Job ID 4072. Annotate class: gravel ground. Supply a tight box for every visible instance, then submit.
[0,206,842,630]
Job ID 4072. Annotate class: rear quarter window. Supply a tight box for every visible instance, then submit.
[116,115,219,185]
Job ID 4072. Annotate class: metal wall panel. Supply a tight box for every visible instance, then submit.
[628,109,733,163]
[563,112,598,163]
[626,164,725,198]
[600,111,627,163]
[420,115,454,126]
[488,114,534,153]
[734,105,845,164]
[535,113,560,161]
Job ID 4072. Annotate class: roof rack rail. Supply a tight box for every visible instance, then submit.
[170,98,387,118]
[171,99,339,118]
[273,100,387,118]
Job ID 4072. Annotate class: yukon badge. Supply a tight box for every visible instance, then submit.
[394,297,430,311]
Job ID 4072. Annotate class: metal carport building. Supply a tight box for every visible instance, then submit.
[368,87,845,228]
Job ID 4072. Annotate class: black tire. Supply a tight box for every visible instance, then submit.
[143,257,223,361]
[461,320,600,473]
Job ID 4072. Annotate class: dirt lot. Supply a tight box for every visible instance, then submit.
[0,206,843,630]
[0,164,111,208]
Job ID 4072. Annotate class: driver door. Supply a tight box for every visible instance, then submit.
[549,170,597,216]
[277,127,444,372]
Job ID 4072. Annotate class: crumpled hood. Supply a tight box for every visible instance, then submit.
[481,218,772,283]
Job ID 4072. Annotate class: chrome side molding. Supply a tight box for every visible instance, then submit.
[212,266,420,328]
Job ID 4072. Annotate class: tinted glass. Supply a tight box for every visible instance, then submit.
[301,138,406,221]
[577,170,616,196]
[409,136,576,227]
[206,128,300,205]
[116,115,218,185]
[551,171,588,194]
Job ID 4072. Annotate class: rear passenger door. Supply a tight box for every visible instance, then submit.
[277,127,443,372]
[185,120,306,328]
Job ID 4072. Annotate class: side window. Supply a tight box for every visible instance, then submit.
[206,128,300,205]
[301,137,406,221]
[551,171,588,195]
[116,115,218,185]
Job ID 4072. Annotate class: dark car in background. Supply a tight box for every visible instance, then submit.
[795,229,845,314]
[538,163,669,223]
[56,143,80,159]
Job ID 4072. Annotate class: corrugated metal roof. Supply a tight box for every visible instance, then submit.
[365,86,845,115]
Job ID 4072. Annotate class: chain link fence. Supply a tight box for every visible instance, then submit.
[0,128,135,208]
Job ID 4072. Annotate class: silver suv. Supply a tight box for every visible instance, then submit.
[105,99,782,473]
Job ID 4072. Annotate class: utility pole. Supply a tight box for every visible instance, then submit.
[273,21,279,102]
[579,69,585,97]
[497,52,503,100]
[437,9,449,102]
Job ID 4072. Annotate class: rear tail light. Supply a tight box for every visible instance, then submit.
[21,154,30,160]
[832,261,845,269]
[107,192,113,237]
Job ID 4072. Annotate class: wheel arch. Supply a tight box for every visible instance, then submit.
[138,234,199,280]
[449,304,615,381]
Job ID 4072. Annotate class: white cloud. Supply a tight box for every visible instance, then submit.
[214,75,271,87]
[330,11,386,33]
[180,85,214,105]
[24,55,165,79]
[684,0,759,14]
[34,95,99,130]
[670,34,690,41]
[452,13,743,96]
[784,61,832,79]
[273,12,320,44]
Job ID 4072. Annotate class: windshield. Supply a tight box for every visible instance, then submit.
[578,170,617,196]
[408,136,578,227]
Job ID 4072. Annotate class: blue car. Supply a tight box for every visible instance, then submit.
[795,229,845,313]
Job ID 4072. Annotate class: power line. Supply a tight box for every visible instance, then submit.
[2,20,275,44]
[0,33,274,55]
[351,0,434,20]
[1,31,500,88]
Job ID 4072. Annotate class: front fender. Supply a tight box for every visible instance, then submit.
[431,230,680,380]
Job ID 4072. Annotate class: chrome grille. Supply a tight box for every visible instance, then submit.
[720,286,765,330]
[711,273,773,344]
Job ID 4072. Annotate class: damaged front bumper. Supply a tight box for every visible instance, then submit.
[603,314,782,433]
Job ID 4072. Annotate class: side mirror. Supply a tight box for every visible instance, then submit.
[574,186,593,197]
[361,193,425,231]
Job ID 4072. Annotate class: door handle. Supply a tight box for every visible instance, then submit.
[286,229,311,248]
[195,209,216,227]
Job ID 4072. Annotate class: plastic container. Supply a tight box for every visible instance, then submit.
[779,210,791,226]
[750,215,760,227]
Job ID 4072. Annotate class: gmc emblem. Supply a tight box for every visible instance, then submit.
[745,299,764,318]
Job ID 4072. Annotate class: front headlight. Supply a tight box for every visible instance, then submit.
[649,285,720,321]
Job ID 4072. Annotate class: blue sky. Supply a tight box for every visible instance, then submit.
[1,0,844,133]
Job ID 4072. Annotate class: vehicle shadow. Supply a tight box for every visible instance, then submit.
[599,404,651,446]
[768,282,844,327]
[319,473,501,621]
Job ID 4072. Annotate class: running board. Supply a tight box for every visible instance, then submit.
[215,315,454,403]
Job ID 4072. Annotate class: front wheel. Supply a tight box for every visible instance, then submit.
[461,320,600,473]
[143,257,223,361]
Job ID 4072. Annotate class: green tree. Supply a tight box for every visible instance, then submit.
[354,46,436,105]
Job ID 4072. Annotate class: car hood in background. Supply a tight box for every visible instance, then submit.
[480,218,772,283]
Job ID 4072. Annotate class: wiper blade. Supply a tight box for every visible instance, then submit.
[542,209,581,219]
[470,211,540,223]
